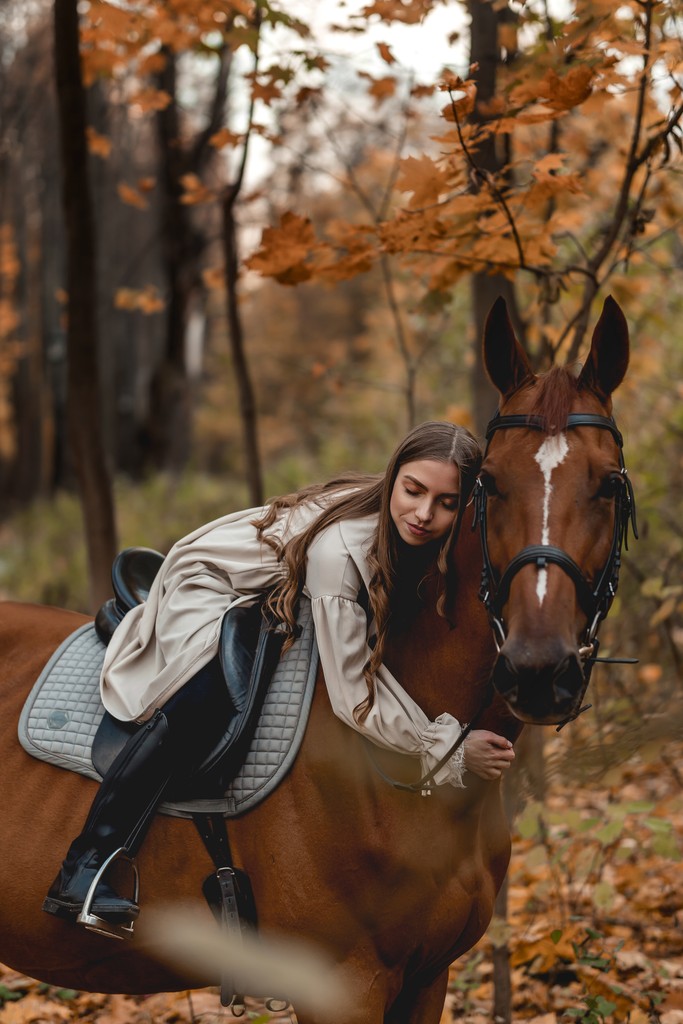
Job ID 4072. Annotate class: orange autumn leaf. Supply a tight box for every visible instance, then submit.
[117,182,148,210]
[360,0,432,25]
[440,77,477,121]
[396,155,454,209]
[252,78,283,105]
[376,41,396,65]
[128,87,172,113]
[210,128,243,150]
[86,126,112,159]
[114,285,165,314]
[179,174,214,206]
[202,265,225,290]
[358,72,397,107]
[0,224,20,280]
[246,212,316,284]
[510,64,595,112]
[532,153,567,179]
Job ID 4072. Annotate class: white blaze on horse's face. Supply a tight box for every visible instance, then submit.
[533,433,569,605]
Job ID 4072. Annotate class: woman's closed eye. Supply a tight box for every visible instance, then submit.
[404,486,458,510]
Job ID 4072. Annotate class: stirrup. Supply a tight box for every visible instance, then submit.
[77,847,140,941]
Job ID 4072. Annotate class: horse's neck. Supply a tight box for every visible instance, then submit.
[384,516,497,725]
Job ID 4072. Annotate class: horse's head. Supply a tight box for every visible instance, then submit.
[477,296,636,725]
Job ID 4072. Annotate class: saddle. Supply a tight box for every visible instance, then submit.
[92,547,286,800]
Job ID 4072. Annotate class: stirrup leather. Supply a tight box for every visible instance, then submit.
[77,847,140,941]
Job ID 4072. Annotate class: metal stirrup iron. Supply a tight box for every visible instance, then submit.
[77,848,140,941]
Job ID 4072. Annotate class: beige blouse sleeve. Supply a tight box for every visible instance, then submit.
[304,525,466,788]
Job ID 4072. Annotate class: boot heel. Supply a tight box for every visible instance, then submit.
[42,897,77,920]
[77,848,140,941]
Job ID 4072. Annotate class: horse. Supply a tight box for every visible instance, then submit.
[0,297,634,1023]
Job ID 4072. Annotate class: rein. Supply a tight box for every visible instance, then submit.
[364,679,494,797]
[474,411,638,723]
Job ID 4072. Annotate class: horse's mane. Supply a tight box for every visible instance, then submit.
[528,365,581,434]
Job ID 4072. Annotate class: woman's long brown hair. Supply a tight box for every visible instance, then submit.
[253,421,482,721]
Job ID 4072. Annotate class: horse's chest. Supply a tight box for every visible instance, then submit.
[344,799,501,930]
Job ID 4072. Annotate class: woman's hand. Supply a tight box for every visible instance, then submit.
[463,730,515,780]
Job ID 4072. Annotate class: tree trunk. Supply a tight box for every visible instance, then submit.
[467,0,524,440]
[466,5,523,1019]
[53,0,117,610]
[147,48,194,473]
[222,191,263,506]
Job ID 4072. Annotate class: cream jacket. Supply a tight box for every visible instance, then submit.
[100,502,466,787]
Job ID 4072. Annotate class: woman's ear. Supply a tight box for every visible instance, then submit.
[577,296,630,398]
[483,297,535,399]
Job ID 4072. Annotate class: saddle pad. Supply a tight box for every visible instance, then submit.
[18,600,318,818]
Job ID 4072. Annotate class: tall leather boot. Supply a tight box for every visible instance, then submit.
[43,655,232,928]
[42,709,172,923]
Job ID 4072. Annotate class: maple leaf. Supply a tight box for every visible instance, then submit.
[252,78,283,105]
[358,72,397,107]
[396,155,451,209]
[510,65,595,112]
[210,128,243,150]
[246,212,316,284]
[300,220,378,285]
[441,78,477,121]
[360,0,434,26]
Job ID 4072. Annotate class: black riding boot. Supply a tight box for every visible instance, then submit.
[42,708,172,922]
[43,656,231,926]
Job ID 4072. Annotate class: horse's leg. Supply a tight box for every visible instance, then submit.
[384,970,449,1024]
[268,943,390,1024]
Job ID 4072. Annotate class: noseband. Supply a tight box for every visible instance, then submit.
[474,412,638,704]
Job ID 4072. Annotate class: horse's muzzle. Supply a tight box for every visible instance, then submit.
[491,640,585,725]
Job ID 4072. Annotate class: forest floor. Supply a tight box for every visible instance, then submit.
[1,733,681,1024]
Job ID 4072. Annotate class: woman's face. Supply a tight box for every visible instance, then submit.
[389,459,461,546]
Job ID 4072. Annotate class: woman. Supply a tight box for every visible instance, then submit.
[43,421,515,928]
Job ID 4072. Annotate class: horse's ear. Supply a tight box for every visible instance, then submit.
[483,297,534,398]
[577,296,630,398]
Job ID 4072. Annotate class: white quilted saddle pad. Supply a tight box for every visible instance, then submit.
[18,599,318,819]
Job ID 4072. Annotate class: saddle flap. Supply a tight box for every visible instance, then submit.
[92,601,288,798]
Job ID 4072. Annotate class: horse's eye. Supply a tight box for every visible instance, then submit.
[480,472,500,497]
[597,473,622,499]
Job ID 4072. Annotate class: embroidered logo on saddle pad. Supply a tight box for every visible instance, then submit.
[18,600,318,818]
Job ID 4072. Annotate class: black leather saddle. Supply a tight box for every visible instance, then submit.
[92,548,285,799]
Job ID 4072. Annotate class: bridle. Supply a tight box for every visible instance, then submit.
[368,410,638,793]
[474,411,638,710]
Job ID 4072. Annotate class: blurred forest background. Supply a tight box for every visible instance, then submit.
[0,0,682,1022]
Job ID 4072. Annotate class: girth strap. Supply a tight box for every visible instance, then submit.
[195,813,256,1013]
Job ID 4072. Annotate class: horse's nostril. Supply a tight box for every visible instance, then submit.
[552,656,583,706]
[493,656,519,701]
[553,681,574,703]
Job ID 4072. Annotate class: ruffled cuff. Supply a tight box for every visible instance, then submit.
[443,739,467,788]
[422,713,467,789]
